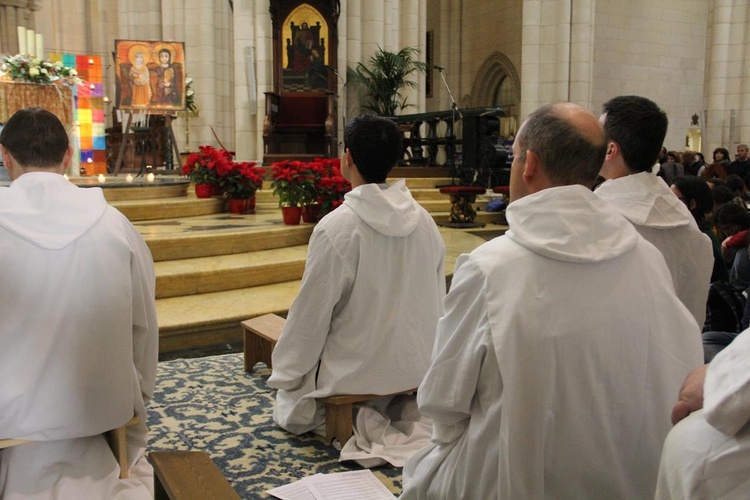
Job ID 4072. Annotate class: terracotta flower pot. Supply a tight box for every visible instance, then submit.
[281,206,303,225]
[194,184,213,198]
[228,197,256,214]
[302,204,320,223]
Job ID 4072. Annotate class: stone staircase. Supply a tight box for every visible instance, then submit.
[108,175,508,357]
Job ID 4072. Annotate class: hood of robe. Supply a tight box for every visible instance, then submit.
[344,178,421,237]
[0,172,108,250]
[594,171,693,229]
[505,184,639,263]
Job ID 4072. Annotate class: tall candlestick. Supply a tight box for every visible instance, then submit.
[17,27,27,55]
[26,30,35,58]
[35,34,44,59]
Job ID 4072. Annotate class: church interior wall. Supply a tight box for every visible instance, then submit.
[592,0,709,153]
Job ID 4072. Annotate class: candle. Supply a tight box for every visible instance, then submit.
[146,173,155,182]
[26,30,35,58]
[35,34,44,59]
[125,174,134,183]
[17,27,27,55]
[98,174,106,183]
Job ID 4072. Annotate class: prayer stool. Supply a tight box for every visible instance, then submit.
[322,388,418,445]
[148,451,240,500]
[438,185,487,228]
[241,313,285,372]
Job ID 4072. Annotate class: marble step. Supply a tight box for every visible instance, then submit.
[155,245,308,299]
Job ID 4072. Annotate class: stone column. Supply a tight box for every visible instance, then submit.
[705,0,733,151]
[0,0,39,54]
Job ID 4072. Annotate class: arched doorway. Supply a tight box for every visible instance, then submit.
[470,52,519,139]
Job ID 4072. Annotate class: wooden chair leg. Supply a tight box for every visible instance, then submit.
[325,402,354,445]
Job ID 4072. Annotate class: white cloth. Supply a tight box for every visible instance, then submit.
[401,185,703,499]
[656,328,750,499]
[0,172,158,499]
[268,179,446,465]
[595,171,713,327]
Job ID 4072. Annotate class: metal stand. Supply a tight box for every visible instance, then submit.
[437,67,463,185]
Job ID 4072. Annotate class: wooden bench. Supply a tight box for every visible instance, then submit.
[241,313,285,372]
[322,389,418,445]
[148,451,240,500]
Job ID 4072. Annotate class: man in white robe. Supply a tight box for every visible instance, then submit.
[595,95,713,328]
[656,328,750,499]
[268,114,445,465]
[0,108,158,499]
[400,103,703,499]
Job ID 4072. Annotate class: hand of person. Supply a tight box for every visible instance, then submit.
[671,364,709,425]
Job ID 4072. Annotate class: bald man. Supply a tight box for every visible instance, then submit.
[400,103,702,499]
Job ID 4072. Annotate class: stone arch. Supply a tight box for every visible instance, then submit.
[470,52,520,136]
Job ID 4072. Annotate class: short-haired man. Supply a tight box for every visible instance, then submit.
[595,95,713,327]
[727,143,750,179]
[268,115,446,463]
[400,103,702,499]
[0,108,158,498]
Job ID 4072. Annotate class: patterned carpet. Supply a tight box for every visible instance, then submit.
[147,353,403,498]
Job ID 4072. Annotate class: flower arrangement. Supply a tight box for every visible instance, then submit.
[270,160,316,207]
[185,77,197,114]
[217,161,265,200]
[0,54,81,85]
[311,158,351,217]
[181,145,231,186]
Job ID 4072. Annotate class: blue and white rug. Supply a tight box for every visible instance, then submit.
[147,353,403,498]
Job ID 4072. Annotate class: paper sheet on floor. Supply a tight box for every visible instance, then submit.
[266,470,395,499]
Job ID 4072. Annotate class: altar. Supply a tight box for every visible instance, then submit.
[0,81,74,127]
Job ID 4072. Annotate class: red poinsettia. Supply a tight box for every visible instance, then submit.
[218,161,265,200]
[311,158,351,216]
[270,160,315,207]
[182,145,233,185]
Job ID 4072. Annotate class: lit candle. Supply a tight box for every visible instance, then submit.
[125,174,134,183]
[146,173,155,182]
[35,33,43,59]
[26,30,35,58]
[98,174,106,183]
[86,158,93,164]
[17,27,27,55]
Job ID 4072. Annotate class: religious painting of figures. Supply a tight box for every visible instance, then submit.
[282,4,330,93]
[114,40,186,112]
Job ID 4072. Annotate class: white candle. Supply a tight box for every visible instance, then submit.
[35,34,44,59]
[26,30,35,58]
[17,27,27,55]
[98,174,106,183]
[146,173,155,182]
[125,174,134,183]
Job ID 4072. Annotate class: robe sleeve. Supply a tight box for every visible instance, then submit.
[125,221,159,405]
[268,227,353,391]
[418,254,492,445]
[704,327,750,436]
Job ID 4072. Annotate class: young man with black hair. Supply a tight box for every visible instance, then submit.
[268,114,446,465]
[595,95,713,328]
[0,108,157,498]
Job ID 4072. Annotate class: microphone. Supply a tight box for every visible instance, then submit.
[433,65,445,71]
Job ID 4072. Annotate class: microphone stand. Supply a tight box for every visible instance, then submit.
[436,67,462,185]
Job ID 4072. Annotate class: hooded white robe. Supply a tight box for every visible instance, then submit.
[656,328,750,499]
[595,171,713,328]
[268,179,445,465]
[401,185,703,499]
[0,172,158,499]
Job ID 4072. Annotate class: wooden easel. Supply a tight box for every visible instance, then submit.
[112,110,182,176]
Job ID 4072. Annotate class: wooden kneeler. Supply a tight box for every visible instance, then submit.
[241,313,285,372]
[148,451,240,500]
[322,389,418,445]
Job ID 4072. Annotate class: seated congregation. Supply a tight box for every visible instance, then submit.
[4,97,750,499]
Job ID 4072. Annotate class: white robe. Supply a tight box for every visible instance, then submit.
[595,171,713,327]
[0,172,158,499]
[401,185,703,499]
[268,179,445,464]
[656,328,750,499]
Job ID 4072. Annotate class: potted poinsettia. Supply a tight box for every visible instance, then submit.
[314,158,351,218]
[217,161,265,214]
[182,145,231,197]
[270,160,315,225]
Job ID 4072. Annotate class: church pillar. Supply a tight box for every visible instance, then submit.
[400,0,422,113]
[0,0,39,54]
[361,0,384,59]
[705,0,735,152]
[568,0,595,108]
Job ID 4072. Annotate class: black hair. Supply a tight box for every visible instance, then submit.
[713,147,730,162]
[672,176,712,223]
[0,107,68,168]
[601,95,668,173]
[343,114,403,184]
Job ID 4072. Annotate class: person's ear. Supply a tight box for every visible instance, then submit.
[689,199,697,211]
[605,141,619,160]
[523,149,541,181]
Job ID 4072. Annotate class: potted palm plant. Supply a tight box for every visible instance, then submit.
[347,46,428,116]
